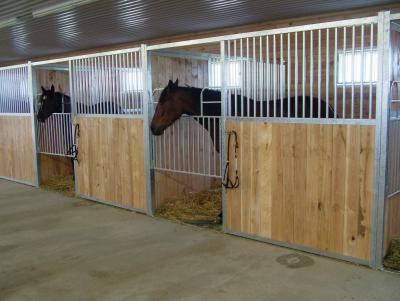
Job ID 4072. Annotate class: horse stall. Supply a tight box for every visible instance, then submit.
[148,47,224,226]
[31,62,75,195]
[146,12,398,268]
[69,48,150,212]
[0,64,38,186]
[383,18,400,270]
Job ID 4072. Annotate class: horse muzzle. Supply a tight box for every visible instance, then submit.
[150,125,165,136]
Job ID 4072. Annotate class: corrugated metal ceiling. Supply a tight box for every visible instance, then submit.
[0,0,398,64]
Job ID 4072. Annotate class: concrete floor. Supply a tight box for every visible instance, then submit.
[0,180,399,301]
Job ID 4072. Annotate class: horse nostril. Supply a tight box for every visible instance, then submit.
[151,126,163,136]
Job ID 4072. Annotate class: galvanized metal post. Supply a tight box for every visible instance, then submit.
[28,62,40,187]
[68,59,79,196]
[220,40,228,232]
[141,44,154,216]
[371,10,391,269]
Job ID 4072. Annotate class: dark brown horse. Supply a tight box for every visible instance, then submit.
[38,85,122,122]
[150,79,335,150]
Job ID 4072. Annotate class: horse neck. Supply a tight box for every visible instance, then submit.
[182,87,221,116]
[55,92,69,112]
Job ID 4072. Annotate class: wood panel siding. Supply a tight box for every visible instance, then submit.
[226,121,375,260]
[151,55,209,90]
[36,69,70,95]
[0,116,35,184]
[75,117,146,210]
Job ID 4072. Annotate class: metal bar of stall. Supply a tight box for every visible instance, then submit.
[343,27,347,119]
[351,26,355,119]
[227,40,231,117]
[318,29,321,119]
[107,55,111,115]
[326,28,330,118]
[192,117,195,173]
[273,34,277,117]
[95,57,99,114]
[295,32,298,118]
[76,59,81,114]
[266,36,270,117]
[310,30,314,118]
[118,53,122,112]
[280,34,284,117]
[246,38,250,117]
[213,117,217,176]
[135,51,139,113]
[15,68,19,113]
[11,69,15,113]
[369,24,374,120]
[112,55,116,114]
[260,36,263,117]
[240,38,244,118]
[253,37,256,117]
[123,53,127,113]
[81,59,88,114]
[360,25,365,119]
[334,28,338,118]
[288,33,291,117]
[302,31,306,118]
[95,56,100,114]
[234,39,238,117]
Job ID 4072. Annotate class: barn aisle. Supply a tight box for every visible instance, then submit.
[0,179,399,301]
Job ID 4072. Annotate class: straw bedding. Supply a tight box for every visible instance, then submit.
[384,237,400,271]
[155,186,222,225]
[41,175,74,197]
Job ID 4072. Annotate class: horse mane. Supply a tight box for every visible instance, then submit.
[174,86,221,100]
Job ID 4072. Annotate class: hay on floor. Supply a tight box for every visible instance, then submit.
[384,237,400,271]
[155,186,222,224]
[41,175,74,197]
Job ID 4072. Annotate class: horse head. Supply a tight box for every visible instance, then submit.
[150,79,196,135]
[37,85,58,122]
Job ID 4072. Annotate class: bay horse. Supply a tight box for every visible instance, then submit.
[150,79,335,151]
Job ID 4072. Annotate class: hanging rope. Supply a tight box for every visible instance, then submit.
[223,130,239,189]
[67,123,80,163]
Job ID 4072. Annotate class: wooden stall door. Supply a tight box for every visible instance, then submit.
[0,116,36,185]
[75,117,147,211]
[225,121,375,261]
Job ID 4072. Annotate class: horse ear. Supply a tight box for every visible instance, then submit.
[41,86,45,93]
[174,78,179,87]
[50,85,55,94]
[167,80,174,89]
